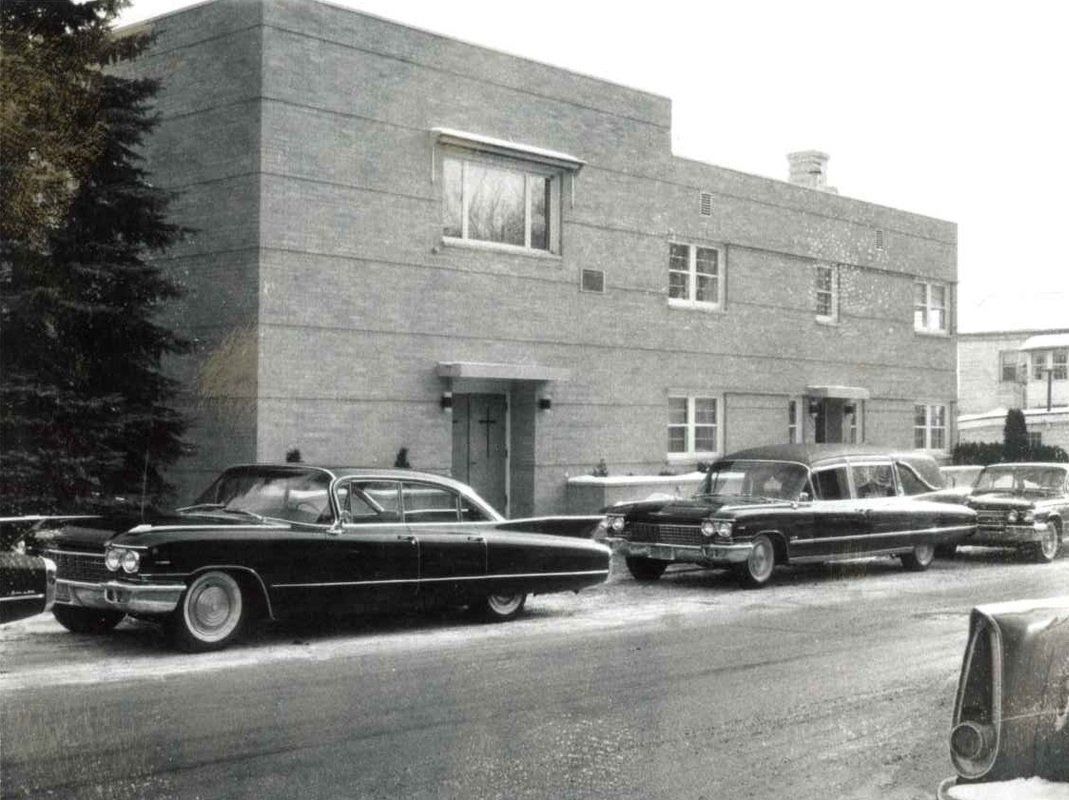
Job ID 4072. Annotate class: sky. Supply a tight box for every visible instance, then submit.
[116,0,1068,333]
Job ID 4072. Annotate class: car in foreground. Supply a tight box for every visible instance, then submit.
[937,596,1069,798]
[598,444,976,587]
[962,463,1068,563]
[0,552,56,624]
[23,465,611,650]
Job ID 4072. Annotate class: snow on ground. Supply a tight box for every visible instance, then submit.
[945,778,1069,800]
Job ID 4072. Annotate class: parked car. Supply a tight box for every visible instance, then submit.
[937,596,1069,799]
[597,444,976,588]
[940,465,984,493]
[962,463,1068,563]
[22,465,611,651]
[0,552,56,624]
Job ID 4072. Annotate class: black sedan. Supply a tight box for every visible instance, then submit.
[24,465,611,651]
[599,444,977,587]
[964,462,1068,563]
[0,551,56,624]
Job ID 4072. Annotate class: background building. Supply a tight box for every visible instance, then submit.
[123,0,959,514]
[958,329,1069,452]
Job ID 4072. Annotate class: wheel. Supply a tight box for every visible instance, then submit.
[934,544,958,559]
[52,605,124,634]
[473,591,527,622]
[170,571,247,652]
[735,534,776,588]
[1028,520,1061,564]
[625,557,669,582]
[902,543,936,571]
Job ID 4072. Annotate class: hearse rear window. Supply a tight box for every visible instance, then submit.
[813,467,850,500]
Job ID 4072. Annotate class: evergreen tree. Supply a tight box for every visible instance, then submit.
[1003,408,1030,462]
[1,1,189,514]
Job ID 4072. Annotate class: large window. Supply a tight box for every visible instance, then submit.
[815,264,839,321]
[668,396,718,457]
[668,243,722,308]
[914,281,948,333]
[914,404,947,450]
[1000,351,1019,382]
[442,155,559,253]
[1032,349,1068,381]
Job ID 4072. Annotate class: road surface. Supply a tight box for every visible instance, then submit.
[2,548,1067,799]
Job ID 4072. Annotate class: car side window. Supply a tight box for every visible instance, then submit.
[461,500,490,521]
[344,481,402,524]
[813,467,850,500]
[401,482,461,523]
[851,464,897,498]
[896,463,932,495]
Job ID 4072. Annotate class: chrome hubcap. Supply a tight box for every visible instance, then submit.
[749,539,774,580]
[1042,529,1059,559]
[915,544,935,564]
[487,593,523,615]
[184,574,241,642]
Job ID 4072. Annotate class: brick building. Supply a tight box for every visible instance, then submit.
[958,329,1069,452]
[124,0,959,514]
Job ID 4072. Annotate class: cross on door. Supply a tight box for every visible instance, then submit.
[477,408,497,457]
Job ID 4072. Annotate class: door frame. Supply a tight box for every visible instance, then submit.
[453,390,511,518]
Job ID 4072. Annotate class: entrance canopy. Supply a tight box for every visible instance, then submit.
[436,361,571,383]
[805,384,871,400]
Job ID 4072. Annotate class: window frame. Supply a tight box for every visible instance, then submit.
[999,350,1020,383]
[667,242,724,310]
[913,403,948,451]
[914,280,949,334]
[667,395,721,462]
[815,263,839,322]
[440,148,562,256]
[1034,349,1069,381]
[787,398,801,444]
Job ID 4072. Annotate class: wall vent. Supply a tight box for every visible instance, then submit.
[875,229,885,250]
[699,191,713,216]
[580,268,605,293]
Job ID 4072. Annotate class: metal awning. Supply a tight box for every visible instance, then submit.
[1020,333,1069,351]
[432,128,585,172]
[805,385,871,400]
[436,362,571,382]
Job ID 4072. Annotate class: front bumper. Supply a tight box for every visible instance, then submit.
[55,578,185,616]
[969,520,1052,547]
[604,538,754,564]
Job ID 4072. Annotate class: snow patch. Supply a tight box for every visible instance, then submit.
[945,778,1069,800]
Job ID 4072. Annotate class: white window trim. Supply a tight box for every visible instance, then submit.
[666,395,722,463]
[787,397,803,443]
[1033,349,1069,381]
[667,243,724,310]
[815,264,839,323]
[914,280,949,335]
[913,403,948,452]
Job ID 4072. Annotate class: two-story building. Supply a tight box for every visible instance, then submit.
[123,0,959,514]
[958,329,1069,452]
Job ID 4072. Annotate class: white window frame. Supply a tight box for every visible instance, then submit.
[441,150,562,256]
[999,350,1019,383]
[1034,349,1068,381]
[913,403,948,451]
[815,264,839,322]
[914,281,948,334]
[788,398,802,443]
[667,243,723,310]
[667,395,720,462]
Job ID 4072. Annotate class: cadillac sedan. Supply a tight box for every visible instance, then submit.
[23,465,610,651]
[964,463,1068,563]
[599,444,977,588]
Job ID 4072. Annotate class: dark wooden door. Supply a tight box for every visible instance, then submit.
[452,394,508,514]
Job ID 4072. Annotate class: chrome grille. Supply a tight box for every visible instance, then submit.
[45,550,109,584]
[976,510,1007,529]
[628,522,702,547]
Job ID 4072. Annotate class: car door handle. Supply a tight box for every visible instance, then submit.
[856,509,871,516]
[466,536,485,543]
[397,535,416,544]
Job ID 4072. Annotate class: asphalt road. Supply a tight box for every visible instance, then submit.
[2,548,1068,800]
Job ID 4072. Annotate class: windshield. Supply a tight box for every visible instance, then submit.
[699,460,810,501]
[974,466,1067,495]
[190,467,334,524]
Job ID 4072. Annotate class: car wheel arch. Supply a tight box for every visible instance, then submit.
[186,565,274,621]
[754,530,790,564]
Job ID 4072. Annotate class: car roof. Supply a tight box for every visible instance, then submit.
[721,444,924,466]
[219,464,473,490]
[980,462,1069,469]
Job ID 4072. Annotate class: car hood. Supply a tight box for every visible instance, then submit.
[967,493,1039,510]
[611,495,793,520]
[28,512,255,553]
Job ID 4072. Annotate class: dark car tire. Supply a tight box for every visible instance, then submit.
[934,544,958,559]
[472,591,527,622]
[170,571,247,652]
[625,557,669,582]
[734,534,776,589]
[1028,520,1061,564]
[52,605,125,634]
[901,543,936,571]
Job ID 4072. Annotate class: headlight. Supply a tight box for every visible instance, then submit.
[700,520,716,538]
[105,549,122,571]
[714,521,732,539]
[1007,510,1019,524]
[1022,510,1035,523]
[608,515,626,533]
[121,549,140,574]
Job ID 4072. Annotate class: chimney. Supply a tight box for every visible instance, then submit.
[787,150,837,193]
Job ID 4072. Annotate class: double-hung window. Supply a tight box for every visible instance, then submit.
[668,243,722,308]
[914,404,947,450]
[914,281,948,333]
[815,264,839,321]
[668,396,718,458]
[1034,350,1069,380]
[788,399,800,443]
[1000,351,1019,383]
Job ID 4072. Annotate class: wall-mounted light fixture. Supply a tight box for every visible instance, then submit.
[808,399,822,415]
[843,403,856,416]
[538,397,553,412]
[440,391,453,411]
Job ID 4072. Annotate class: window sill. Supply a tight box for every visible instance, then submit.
[913,328,950,338]
[666,451,719,465]
[439,236,562,261]
[668,298,723,313]
[815,316,840,327]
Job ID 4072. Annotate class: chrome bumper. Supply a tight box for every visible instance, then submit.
[54,578,184,615]
[970,521,1052,547]
[43,557,56,613]
[605,538,754,564]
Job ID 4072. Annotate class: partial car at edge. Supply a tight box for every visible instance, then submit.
[963,463,1068,563]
